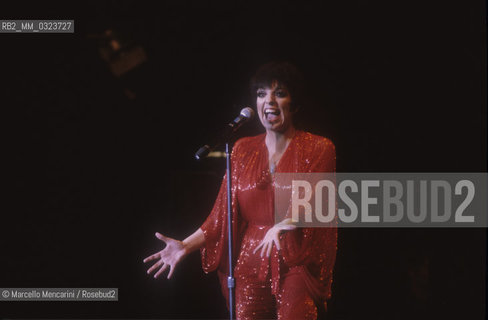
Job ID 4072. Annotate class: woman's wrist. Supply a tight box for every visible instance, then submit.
[275,218,297,231]
[182,228,206,255]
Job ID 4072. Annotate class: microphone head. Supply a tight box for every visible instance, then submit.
[240,107,255,120]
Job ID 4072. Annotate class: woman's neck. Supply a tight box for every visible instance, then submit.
[265,126,296,155]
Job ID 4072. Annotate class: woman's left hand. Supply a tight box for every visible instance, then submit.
[253,218,297,257]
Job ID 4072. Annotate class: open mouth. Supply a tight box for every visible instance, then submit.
[264,108,281,117]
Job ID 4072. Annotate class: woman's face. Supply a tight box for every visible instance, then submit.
[256,81,294,133]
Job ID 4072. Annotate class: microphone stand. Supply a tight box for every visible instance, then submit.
[225,142,235,320]
[195,108,255,319]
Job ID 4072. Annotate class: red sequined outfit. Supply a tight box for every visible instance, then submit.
[200,130,337,320]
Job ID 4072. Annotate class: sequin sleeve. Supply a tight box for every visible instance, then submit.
[199,173,229,273]
[199,139,245,275]
[280,137,337,302]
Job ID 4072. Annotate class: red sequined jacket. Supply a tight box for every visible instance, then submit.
[199,130,337,308]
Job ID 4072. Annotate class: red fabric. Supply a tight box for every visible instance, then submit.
[200,130,337,318]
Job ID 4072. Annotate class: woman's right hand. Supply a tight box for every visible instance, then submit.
[143,232,187,279]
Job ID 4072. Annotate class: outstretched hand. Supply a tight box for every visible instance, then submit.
[143,232,187,279]
[253,218,297,258]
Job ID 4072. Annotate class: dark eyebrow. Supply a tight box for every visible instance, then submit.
[256,85,287,91]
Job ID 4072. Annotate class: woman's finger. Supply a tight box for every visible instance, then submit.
[146,260,163,275]
[260,243,268,258]
[143,252,160,263]
[274,235,281,251]
[154,263,169,279]
[167,265,175,279]
[253,242,263,254]
[155,232,170,243]
[266,241,272,257]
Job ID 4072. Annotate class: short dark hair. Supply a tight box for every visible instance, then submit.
[249,61,305,112]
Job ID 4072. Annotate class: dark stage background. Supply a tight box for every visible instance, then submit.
[1,0,486,319]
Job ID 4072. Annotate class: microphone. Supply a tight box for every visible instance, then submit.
[195,107,255,160]
[229,107,255,130]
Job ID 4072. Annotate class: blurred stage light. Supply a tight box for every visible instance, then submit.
[92,29,147,77]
